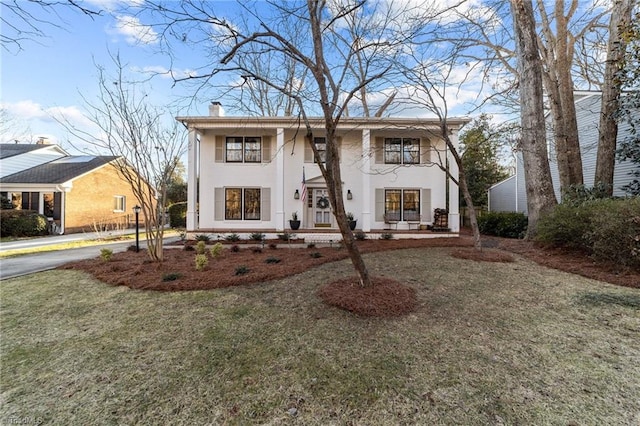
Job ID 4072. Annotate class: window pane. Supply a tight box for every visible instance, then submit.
[385,189,401,221]
[226,137,243,162]
[244,137,261,162]
[314,137,326,163]
[225,188,242,220]
[403,190,420,221]
[403,138,420,164]
[384,138,401,164]
[244,188,261,220]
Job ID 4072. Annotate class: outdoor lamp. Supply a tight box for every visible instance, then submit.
[347,189,353,200]
[133,205,141,252]
[294,189,300,199]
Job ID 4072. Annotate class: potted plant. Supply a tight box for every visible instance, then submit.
[346,212,357,230]
[289,211,301,230]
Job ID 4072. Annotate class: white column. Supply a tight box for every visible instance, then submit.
[275,128,285,231]
[186,127,199,231]
[361,129,371,232]
[448,128,460,232]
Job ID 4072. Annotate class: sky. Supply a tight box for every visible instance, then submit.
[0,0,506,154]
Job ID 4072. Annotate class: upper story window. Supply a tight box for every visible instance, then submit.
[226,136,261,163]
[384,138,420,164]
[313,137,326,163]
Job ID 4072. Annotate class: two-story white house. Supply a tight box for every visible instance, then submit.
[177,104,469,237]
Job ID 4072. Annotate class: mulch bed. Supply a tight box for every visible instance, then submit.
[60,231,639,317]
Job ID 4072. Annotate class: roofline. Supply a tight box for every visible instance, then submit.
[175,115,471,131]
[489,174,516,190]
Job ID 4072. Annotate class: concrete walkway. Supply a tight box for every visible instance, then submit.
[0,229,179,281]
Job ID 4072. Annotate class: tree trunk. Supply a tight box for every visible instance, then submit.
[594,0,633,195]
[512,0,558,238]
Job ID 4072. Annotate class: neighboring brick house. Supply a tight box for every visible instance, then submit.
[0,143,146,234]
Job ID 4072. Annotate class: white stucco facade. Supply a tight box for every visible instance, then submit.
[177,113,469,234]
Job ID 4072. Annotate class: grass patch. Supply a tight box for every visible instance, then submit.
[1,249,639,424]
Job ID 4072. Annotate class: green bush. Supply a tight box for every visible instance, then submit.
[167,202,187,228]
[477,212,528,239]
[0,210,49,237]
[537,198,640,270]
[209,242,223,258]
[195,254,208,271]
[100,248,113,262]
[195,241,206,255]
[536,203,593,250]
[225,233,241,242]
[586,198,640,269]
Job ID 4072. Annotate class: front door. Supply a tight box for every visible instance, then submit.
[313,188,332,227]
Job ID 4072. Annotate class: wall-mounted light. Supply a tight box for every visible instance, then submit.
[294,189,300,199]
[347,189,353,200]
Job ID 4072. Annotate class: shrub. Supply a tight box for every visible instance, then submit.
[209,242,223,258]
[230,245,240,252]
[307,242,316,249]
[225,233,241,242]
[354,231,367,240]
[195,254,208,271]
[265,257,281,264]
[252,247,262,253]
[249,232,265,241]
[162,272,182,282]
[310,252,322,258]
[537,198,640,270]
[100,248,113,262]
[477,212,528,239]
[195,240,206,255]
[0,210,49,237]
[167,202,187,228]
[586,198,640,269]
[380,233,393,240]
[536,204,593,250]
[269,243,278,249]
[194,234,211,242]
[183,244,194,252]
[277,232,296,241]
[235,265,250,275]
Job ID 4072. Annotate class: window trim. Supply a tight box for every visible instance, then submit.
[224,187,262,221]
[113,195,126,213]
[384,189,420,221]
[225,136,262,163]
[313,137,327,163]
[384,138,420,165]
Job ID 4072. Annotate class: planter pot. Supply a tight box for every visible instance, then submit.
[349,220,357,231]
[289,220,301,230]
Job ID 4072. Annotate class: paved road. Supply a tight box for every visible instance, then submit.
[0,231,179,281]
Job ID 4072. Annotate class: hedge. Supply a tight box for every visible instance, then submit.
[168,202,187,228]
[0,210,49,237]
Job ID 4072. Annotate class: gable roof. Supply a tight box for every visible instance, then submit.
[0,143,50,159]
[0,156,120,184]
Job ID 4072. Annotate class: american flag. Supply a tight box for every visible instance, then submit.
[300,167,307,203]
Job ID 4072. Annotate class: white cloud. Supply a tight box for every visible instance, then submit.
[131,65,198,80]
[112,15,158,45]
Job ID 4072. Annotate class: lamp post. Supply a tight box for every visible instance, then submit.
[133,205,141,252]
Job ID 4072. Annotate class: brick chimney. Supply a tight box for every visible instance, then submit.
[209,102,224,117]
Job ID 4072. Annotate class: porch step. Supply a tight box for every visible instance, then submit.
[303,233,343,244]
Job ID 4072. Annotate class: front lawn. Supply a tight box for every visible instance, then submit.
[1,247,639,424]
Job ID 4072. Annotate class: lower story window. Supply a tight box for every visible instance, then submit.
[225,188,261,220]
[114,195,126,212]
[385,189,420,221]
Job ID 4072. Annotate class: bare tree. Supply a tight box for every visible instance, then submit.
[138,0,427,286]
[594,0,635,195]
[511,0,558,237]
[1,0,100,53]
[57,54,186,262]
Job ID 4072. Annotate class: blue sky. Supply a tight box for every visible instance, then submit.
[1,0,502,153]
[1,0,213,150]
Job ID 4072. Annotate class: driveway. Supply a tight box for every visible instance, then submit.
[0,231,179,280]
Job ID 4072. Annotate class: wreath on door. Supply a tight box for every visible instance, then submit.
[316,196,330,209]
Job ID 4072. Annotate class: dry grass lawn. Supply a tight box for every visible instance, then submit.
[1,247,639,425]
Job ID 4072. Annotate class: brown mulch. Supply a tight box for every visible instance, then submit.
[317,276,417,317]
[60,231,639,317]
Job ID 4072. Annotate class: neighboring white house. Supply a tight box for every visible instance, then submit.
[489,92,638,214]
[177,104,470,235]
